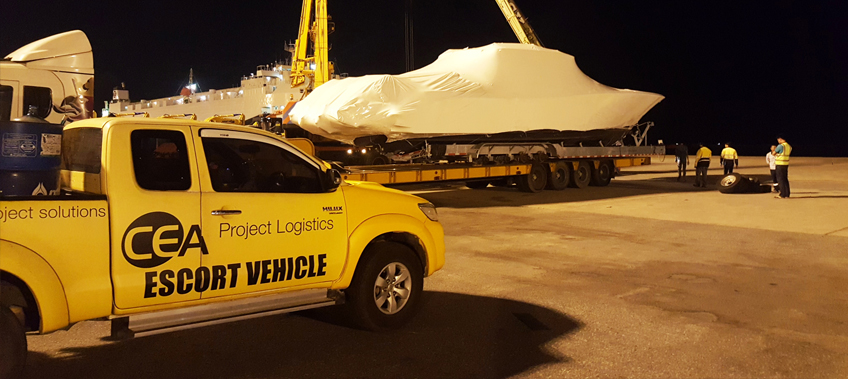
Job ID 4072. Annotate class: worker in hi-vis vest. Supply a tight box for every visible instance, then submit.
[693,143,712,188]
[774,136,792,198]
[720,143,739,175]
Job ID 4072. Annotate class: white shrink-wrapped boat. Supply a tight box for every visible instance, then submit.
[289,43,664,148]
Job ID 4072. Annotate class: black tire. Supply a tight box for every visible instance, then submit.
[516,162,548,193]
[590,161,613,186]
[569,161,592,189]
[0,306,26,379]
[465,180,490,189]
[718,173,748,193]
[545,161,571,190]
[345,242,424,331]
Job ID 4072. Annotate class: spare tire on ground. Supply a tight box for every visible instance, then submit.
[718,174,771,194]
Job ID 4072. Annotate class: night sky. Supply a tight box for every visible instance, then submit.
[2,0,846,155]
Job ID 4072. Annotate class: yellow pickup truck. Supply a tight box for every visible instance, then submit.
[0,117,445,377]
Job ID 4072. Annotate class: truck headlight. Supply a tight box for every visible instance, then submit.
[418,203,439,221]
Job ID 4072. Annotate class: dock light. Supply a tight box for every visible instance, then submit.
[347,149,353,154]
[361,149,367,154]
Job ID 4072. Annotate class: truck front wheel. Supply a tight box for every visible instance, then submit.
[0,305,26,379]
[345,242,424,330]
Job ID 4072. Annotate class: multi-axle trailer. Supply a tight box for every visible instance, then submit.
[340,142,665,193]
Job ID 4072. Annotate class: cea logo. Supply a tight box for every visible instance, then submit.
[122,212,209,268]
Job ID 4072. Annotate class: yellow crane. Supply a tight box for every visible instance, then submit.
[494,0,543,47]
[290,0,334,94]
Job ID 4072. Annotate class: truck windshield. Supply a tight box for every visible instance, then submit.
[61,127,102,174]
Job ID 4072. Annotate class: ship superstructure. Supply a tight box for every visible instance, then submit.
[108,63,307,121]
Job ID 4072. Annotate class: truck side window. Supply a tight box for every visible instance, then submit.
[202,137,321,193]
[23,86,52,119]
[61,128,102,173]
[0,85,12,121]
[131,130,191,191]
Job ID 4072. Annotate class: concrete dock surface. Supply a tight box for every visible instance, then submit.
[415,156,848,378]
[21,157,848,379]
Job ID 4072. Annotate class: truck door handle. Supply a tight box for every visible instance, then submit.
[211,209,242,216]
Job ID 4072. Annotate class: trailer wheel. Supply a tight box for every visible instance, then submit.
[545,161,571,190]
[590,161,613,186]
[0,305,26,379]
[517,163,548,193]
[465,180,490,189]
[569,161,592,189]
[345,242,423,330]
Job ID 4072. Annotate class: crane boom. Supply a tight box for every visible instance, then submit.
[290,0,313,88]
[291,0,332,92]
[494,0,543,47]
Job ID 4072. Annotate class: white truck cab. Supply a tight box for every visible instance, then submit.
[0,30,95,123]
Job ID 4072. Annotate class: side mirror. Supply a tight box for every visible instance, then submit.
[330,169,342,187]
[323,168,342,192]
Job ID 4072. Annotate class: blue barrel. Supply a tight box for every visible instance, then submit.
[0,119,64,196]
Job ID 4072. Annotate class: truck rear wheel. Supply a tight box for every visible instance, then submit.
[545,161,571,190]
[517,163,548,193]
[590,160,613,186]
[569,161,592,188]
[345,242,423,331]
[0,305,26,379]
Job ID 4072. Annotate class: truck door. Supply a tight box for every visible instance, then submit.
[107,124,204,309]
[194,128,347,299]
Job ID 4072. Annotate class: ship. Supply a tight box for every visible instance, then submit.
[108,61,309,123]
